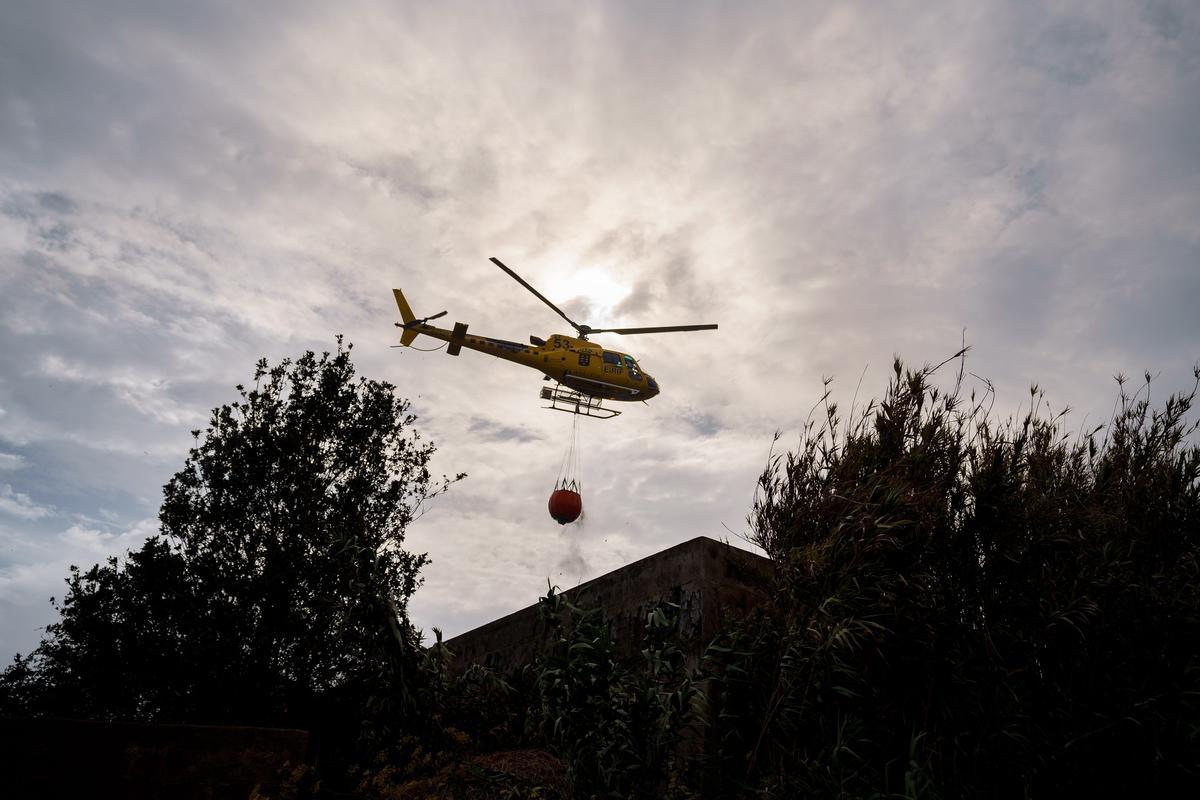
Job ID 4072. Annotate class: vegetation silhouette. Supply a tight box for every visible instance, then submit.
[4,347,1199,798]
[1,338,461,758]
[701,355,1200,797]
[359,354,1200,799]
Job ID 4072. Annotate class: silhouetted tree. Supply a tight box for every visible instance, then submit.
[1,339,460,747]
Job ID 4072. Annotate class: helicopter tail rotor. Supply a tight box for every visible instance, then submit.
[392,289,447,346]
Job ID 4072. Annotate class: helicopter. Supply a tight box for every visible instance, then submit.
[392,257,717,418]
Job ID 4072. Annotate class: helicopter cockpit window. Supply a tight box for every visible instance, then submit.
[623,354,643,380]
[602,352,621,366]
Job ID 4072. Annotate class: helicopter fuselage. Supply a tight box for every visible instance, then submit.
[400,322,659,402]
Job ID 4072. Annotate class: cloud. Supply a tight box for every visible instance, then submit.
[468,416,545,444]
[0,453,24,471]
[0,515,157,657]
[680,410,723,438]
[58,518,157,561]
[0,484,53,520]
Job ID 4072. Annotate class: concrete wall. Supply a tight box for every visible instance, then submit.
[443,536,773,674]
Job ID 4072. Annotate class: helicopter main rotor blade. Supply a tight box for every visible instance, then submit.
[586,323,719,335]
[489,257,583,334]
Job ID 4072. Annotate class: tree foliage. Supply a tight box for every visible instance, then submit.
[1,339,459,745]
[705,357,1200,797]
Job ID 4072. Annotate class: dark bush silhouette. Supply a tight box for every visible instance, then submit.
[6,345,1199,799]
[1,339,460,750]
[701,356,1200,797]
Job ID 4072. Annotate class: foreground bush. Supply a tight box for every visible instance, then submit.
[8,346,1198,798]
[706,357,1200,797]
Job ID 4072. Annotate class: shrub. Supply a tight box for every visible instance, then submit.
[711,356,1200,797]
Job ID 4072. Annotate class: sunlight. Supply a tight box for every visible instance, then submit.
[543,266,630,325]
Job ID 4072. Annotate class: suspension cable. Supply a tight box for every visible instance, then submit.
[556,410,583,491]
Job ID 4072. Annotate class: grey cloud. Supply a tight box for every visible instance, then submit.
[1141,0,1198,43]
[0,453,25,471]
[1022,15,1113,86]
[613,280,655,318]
[1085,240,1200,357]
[680,410,723,438]
[37,192,77,214]
[3,192,77,221]
[593,231,712,324]
[0,484,53,520]
[35,221,73,252]
[467,416,544,443]
[559,296,599,325]
[584,225,654,263]
[341,155,443,207]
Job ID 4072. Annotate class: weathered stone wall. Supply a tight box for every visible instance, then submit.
[444,536,773,674]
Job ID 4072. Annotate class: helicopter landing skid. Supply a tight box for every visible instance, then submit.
[539,385,621,420]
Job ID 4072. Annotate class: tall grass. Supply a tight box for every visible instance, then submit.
[709,354,1200,797]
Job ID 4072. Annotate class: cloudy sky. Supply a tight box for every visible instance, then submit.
[2,0,1197,660]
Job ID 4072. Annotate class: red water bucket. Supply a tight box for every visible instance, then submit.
[548,488,582,525]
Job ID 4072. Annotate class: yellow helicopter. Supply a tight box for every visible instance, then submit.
[392,257,717,419]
